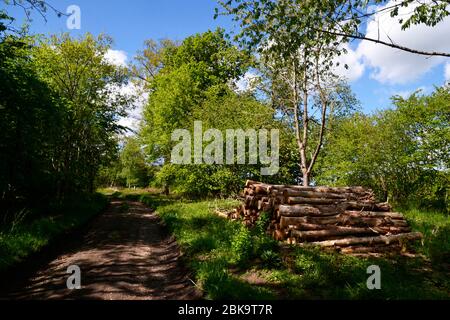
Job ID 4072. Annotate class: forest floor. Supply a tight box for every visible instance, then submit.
[1,200,201,300]
[1,188,448,300]
[108,188,449,300]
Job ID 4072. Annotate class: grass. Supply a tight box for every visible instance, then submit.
[0,193,108,273]
[401,208,450,267]
[140,196,277,299]
[97,187,162,200]
[101,189,449,300]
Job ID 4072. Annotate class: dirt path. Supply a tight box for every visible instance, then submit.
[3,200,201,300]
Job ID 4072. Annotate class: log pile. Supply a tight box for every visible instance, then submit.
[234,180,422,254]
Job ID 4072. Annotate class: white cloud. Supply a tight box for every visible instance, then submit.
[105,49,128,67]
[117,82,148,135]
[445,63,450,81]
[102,49,145,136]
[334,44,365,82]
[356,0,450,84]
[235,71,259,92]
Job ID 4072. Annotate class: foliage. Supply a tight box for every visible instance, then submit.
[402,208,450,266]
[2,1,450,301]
[231,223,253,265]
[316,87,450,210]
[0,193,107,272]
[1,31,132,232]
[96,135,158,189]
[140,29,250,161]
[138,194,277,299]
[0,35,65,217]
[138,29,300,196]
[118,136,154,188]
[217,0,450,56]
[32,33,133,195]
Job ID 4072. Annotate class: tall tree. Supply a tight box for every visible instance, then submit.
[261,46,358,185]
[139,29,250,163]
[119,136,153,188]
[137,30,301,195]
[218,0,450,57]
[219,1,359,185]
[0,35,64,213]
[316,87,450,209]
[33,33,133,195]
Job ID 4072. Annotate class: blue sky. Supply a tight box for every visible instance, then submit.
[4,0,450,114]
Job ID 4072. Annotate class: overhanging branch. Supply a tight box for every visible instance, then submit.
[314,28,450,57]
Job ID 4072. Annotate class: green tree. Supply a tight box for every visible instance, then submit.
[138,29,300,195]
[218,0,360,185]
[0,35,64,214]
[316,87,450,210]
[33,33,133,195]
[218,0,450,58]
[119,137,153,188]
[140,29,250,163]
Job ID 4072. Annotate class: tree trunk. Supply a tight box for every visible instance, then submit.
[302,171,309,187]
[292,228,376,241]
[304,232,423,248]
[278,205,321,216]
[287,197,340,205]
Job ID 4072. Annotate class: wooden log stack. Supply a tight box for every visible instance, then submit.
[233,180,422,254]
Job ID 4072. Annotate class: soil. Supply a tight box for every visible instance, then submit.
[1,200,202,300]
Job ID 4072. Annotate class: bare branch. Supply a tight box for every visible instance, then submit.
[314,28,450,57]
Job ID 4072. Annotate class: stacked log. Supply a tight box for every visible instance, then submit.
[233,180,422,254]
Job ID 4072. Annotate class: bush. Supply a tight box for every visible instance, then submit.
[231,224,253,265]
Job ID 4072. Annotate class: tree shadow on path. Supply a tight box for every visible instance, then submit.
[2,201,201,300]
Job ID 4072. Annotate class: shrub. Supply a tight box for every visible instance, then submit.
[230,224,253,265]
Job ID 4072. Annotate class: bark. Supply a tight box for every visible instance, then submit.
[278,205,321,217]
[345,201,392,212]
[280,216,339,228]
[287,197,341,205]
[277,204,343,216]
[304,232,423,248]
[280,214,408,229]
[292,228,376,241]
[254,185,269,195]
[271,185,370,193]
[283,189,351,199]
[339,215,409,227]
[344,210,404,219]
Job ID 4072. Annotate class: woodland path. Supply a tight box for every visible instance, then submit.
[2,200,201,300]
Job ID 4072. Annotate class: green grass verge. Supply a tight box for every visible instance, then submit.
[100,189,450,300]
[401,208,450,266]
[0,193,108,273]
